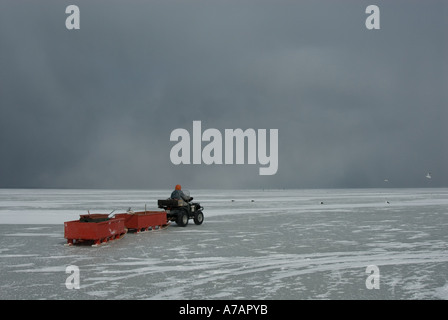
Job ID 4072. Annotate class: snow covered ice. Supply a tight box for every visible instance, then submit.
[1,188,448,300]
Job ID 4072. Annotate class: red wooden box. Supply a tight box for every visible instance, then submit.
[64,216,127,246]
[115,211,168,232]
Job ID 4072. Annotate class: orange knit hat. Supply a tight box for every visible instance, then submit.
[175,184,181,190]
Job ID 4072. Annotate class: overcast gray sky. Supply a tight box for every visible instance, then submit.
[0,0,447,189]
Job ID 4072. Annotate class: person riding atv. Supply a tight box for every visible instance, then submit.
[170,184,192,205]
[157,185,204,227]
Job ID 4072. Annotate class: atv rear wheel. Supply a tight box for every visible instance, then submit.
[177,210,189,227]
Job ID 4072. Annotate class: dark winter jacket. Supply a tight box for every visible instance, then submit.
[170,190,190,202]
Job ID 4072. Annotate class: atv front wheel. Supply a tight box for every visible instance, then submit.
[193,211,204,225]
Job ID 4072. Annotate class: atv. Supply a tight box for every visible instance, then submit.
[157,190,204,227]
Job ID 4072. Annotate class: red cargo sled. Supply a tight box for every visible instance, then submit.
[64,214,127,247]
[115,211,169,233]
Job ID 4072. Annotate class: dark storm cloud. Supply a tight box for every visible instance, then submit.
[0,0,446,189]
